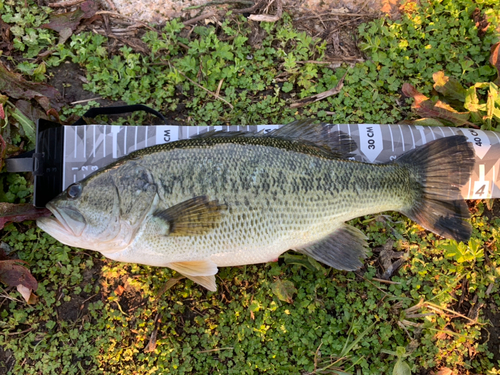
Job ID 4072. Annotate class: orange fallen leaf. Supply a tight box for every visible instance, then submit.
[436,368,455,375]
[114,285,125,296]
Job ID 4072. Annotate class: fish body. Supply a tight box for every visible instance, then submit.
[37,121,475,290]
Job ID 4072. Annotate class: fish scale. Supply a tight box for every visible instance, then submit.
[37,120,475,291]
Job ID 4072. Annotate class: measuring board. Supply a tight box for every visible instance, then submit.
[51,124,500,200]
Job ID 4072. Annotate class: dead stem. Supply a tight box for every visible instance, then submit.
[290,71,347,108]
[6,327,34,336]
[184,11,219,26]
[184,0,254,10]
[371,277,401,285]
[104,0,117,12]
[197,347,234,354]
[249,0,282,22]
[177,70,234,109]
[95,11,156,31]
[48,0,86,7]
[70,97,102,105]
[296,58,365,64]
[296,12,376,20]
[233,0,267,14]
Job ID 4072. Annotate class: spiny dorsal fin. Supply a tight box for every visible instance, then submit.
[154,196,226,236]
[193,119,357,159]
[268,119,357,158]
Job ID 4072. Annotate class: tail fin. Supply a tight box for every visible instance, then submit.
[396,135,475,243]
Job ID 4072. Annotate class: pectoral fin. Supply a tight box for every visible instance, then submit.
[168,260,218,291]
[296,224,369,270]
[154,196,226,236]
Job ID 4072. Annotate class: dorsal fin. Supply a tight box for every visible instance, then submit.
[192,119,357,159]
[269,119,357,158]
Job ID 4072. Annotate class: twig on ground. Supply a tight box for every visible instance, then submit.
[425,301,485,325]
[197,347,234,354]
[327,17,364,30]
[89,26,151,54]
[486,282,495,295]
[404,313,435,319]
[104,0,117,12]
[185,0,254,10]
[313,341,323,372]
[174,68,234,109]
[357,0,370,14]
[48,0,86,7]
[355,274,394,298]
[70,97,103,105]
[95,11,157,31]
[144,312,161,353]
[215,78,224,98]
[233,0,267,14]
[295,12,374,20]
[6,327,34,336]
[371,278,401,285]
[290,71,347,108]
[296,58,364,64]
[183,11,218,26]
[248,0,282,22]
[79,293,99,306]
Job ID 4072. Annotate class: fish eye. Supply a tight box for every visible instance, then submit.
[66,183,82,199]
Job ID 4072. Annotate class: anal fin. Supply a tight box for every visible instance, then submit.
[184,275,217,291]
[296,224,368,270]
[168,260,218,291]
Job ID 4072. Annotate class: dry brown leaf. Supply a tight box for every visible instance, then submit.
[17,284,38,304]
[0,133,6,171]
[248,14,281,22]
[41,0,97,33]
[15,99,49,126]
[402,83,478,128]
[0,202,51,230]
[0,19,13,56]
[0,259,38,304]
[291,72,346,108]
[0,61,63,111]
[471,8,490,38]
[436,368,455,375]
[144,312,161,353]
[490,42,500,86]
[114,285,125,296]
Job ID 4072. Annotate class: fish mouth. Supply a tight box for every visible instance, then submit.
[37,203,87,237]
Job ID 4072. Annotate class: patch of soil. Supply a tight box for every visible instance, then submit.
[39,0,395,126]
[46,0,402,24]
[47,62,173,124]
[0,346,14,374]
[479,199,500,222]
[47,62,121,108]
[100,271,148,314]
[116,281,147,313]
[56,256,104,322]
[43,0,389,66]
[482,304,500,364]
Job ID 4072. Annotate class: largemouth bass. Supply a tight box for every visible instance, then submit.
[37,120,475,291]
